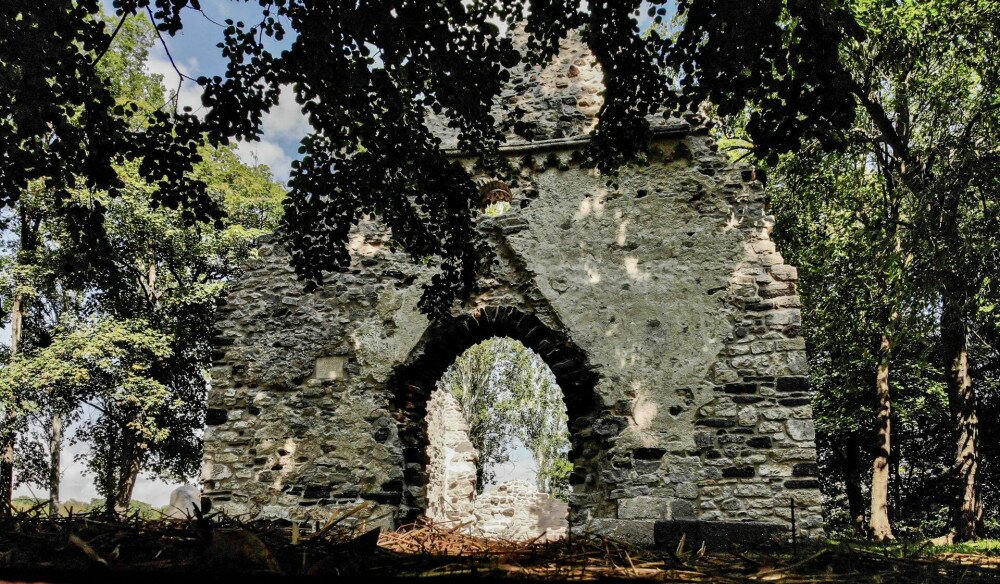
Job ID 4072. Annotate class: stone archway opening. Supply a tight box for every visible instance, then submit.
[424,337,571,541]
[390,307,610,532]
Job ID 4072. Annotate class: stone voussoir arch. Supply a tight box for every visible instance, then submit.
[387,305,619,525]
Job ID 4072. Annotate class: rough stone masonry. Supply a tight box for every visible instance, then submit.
[201,31,825,547]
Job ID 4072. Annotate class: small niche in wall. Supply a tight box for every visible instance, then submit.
[313,356,348,381]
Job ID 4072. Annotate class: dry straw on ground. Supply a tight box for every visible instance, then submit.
[0,502,997,582]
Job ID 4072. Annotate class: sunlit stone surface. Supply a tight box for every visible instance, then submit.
[201,31,824,546]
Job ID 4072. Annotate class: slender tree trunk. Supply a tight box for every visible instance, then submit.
[100,423,141,517]
[114,458,141,516]
[9,296,23,357]
[534,448,547,492]
[112,431,144,516]
[889,411,902,524]
[47,412,63,517]
[940,283,982,541]
[2,206,40,515]
[870,334,895,540]
[841,433,868,536]
[101,431,118,517]
[0,435,12,517]
[933,186,983,543]
[0,293,26,516]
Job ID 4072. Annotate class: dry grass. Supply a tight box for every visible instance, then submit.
[0,502,998,583]
[377,519,1000,582]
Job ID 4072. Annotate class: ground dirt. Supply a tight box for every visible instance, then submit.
[1,510,998,583]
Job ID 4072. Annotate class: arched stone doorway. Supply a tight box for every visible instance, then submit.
[388,306,611,529]
[424,337,572,540]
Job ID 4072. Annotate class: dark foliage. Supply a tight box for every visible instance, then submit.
[2,0,859,315]
[0,1,221,235]
[2,508,999,582]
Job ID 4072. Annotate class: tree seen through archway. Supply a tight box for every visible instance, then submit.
[436,337,571,499]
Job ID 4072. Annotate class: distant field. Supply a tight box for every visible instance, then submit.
[12,496,173,518]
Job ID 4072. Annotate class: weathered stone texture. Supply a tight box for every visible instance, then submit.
[201,31,825,544]
[428,28,605,148]
[472,481,569,541]
[425,390,478,525]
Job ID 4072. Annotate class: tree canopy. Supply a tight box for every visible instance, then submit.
[0,9,286,513]
[2,0,863,315]
[732,0,1000,540]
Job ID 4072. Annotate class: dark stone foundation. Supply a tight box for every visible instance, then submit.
[654,520,786,552]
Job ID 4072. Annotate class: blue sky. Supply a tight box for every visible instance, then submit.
[127,0,306,182]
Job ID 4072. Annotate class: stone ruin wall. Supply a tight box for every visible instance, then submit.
[424,390,478,524]
[201,29,825,546]
[424,390,568,541]
[473,481,569,541]
[202,128,825,545]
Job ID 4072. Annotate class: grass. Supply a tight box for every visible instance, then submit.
[828,536,1000,558]
[12,496,171,519]
[931,539,1000,556]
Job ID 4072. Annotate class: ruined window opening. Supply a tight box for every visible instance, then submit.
[424,337,571,541]
[478,179,513,216]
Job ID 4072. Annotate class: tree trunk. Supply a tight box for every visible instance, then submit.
[0,295,25,515]
[870,333,895,540]
[105,452,142,517]
[534,447,547,493]
[2,206,40,515]
[101,423,144,517]
[889,411,902,524]
[932,184,983,543]
[0,436,12,517]
[940,282,982,542]
[114,458,141,517]
[842,433,868,536]
[47,412,63,517]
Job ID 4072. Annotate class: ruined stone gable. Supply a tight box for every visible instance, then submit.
[201,32,824,547]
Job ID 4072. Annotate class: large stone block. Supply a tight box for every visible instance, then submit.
[618,496,672,520]
[654,520,786,551]
[585,519,655,547]
[312,356,348,380]
[786,419,816,442]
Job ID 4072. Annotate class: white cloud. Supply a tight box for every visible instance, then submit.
[262,85,312,142]
[235,138,293,182]
[133,477,183,507]
[142,33,304,181]
[145,54,204,114]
